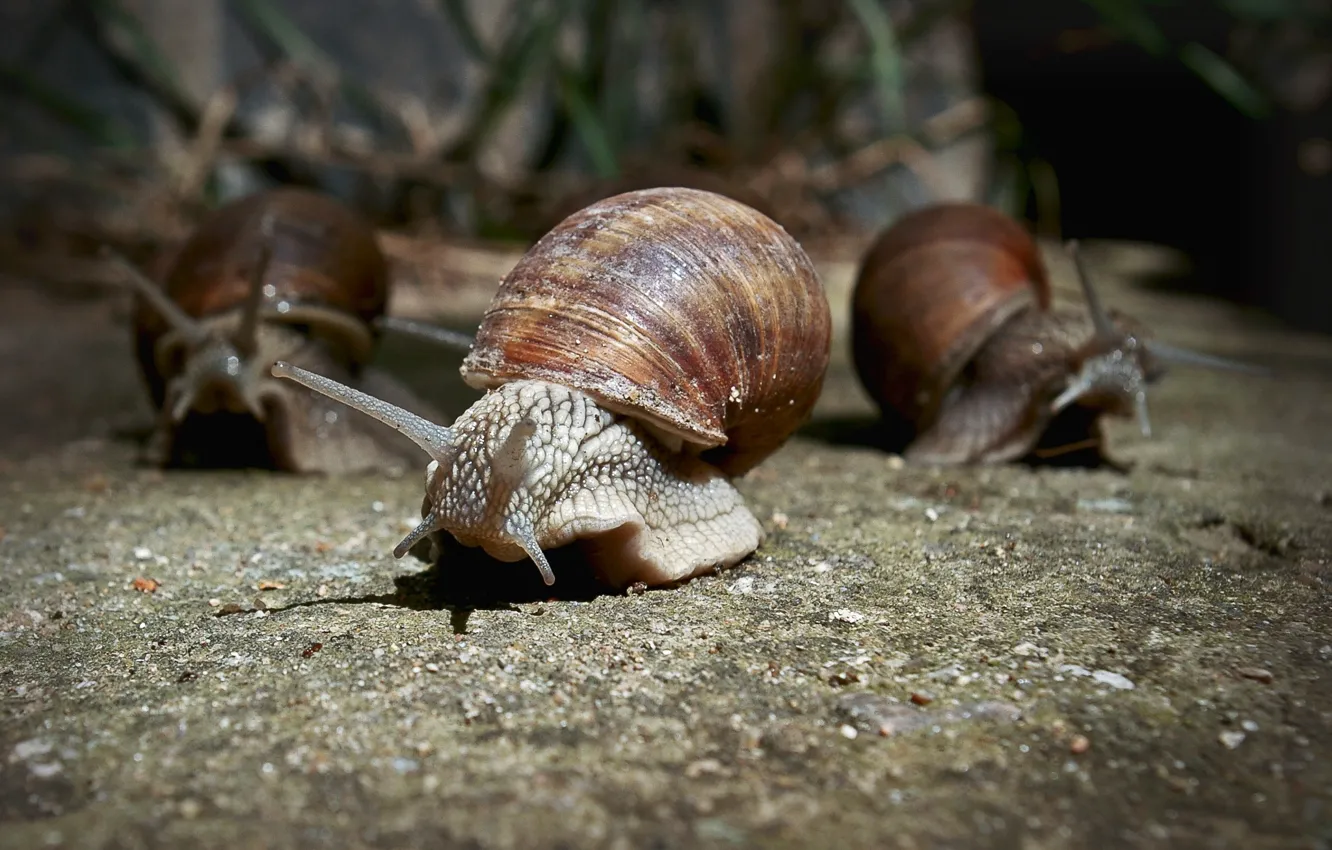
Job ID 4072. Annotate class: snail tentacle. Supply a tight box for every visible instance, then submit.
[503,511,556,586]
[271,361,456,458]
[106,248,211,347]
[376,316,477,351]
[393,503,442,560]
[1066,240,1116,338]
[234,213,276,359]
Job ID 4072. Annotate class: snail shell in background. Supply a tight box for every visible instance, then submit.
[851,202,1167,465]
[273,187,833,589]
[120,186,439,473]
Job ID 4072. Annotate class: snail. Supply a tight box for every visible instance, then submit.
[851,202,1258,465]
[110,186,452,473]
[271,187,833,589]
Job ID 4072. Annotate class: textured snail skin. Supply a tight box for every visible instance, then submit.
[427,381,763,587]
[902,307,1158,465]
[129,187,436,473]
[271,187,832,588]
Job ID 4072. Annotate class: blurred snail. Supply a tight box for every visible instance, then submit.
[272,187,833,589]
[111,187,453,473]
[851,202,1259,465]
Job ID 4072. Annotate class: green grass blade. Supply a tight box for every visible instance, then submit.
[1178,41,1270,118]
[231,0,404,137]
[437,0,492,64]
[0,63,136,147]
[1080,0,1170,55]
[845,0,908,134]
[84,0,197,108]
[447,0,573,159]
[555,64,618,177]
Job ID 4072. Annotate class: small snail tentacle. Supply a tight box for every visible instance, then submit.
[232,212,276,360]
[106,248,211,348]
[1051,240,1154,437]
[375,316,477,351]
[271,361,457,454]
[1143,340,1269,374]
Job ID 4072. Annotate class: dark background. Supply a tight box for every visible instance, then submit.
[974,0,1331,332]
[0,1,1328,334]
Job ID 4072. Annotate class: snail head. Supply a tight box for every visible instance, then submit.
[270,362,557,587]
[107,210,278,423]
[1050,240,1265,438]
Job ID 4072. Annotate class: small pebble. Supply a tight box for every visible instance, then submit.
[909,691,933,706]
[131,577,160,594]
[1091,670,1135,690]
[684,758,723,778]
[839,724,859,740]
[770,511,789,530]
[728,576,755,595]
[1219,730,1246,750]
[132,547,153,561]
[829,609,865,624]
[1069,735,1091,754]
[1236,667,1274,684]
[838,692,1021,737]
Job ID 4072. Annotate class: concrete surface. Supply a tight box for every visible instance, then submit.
[1,245,1330,850]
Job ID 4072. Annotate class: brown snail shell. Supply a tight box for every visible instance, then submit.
[270,187,834,589]
[461,186,833,477]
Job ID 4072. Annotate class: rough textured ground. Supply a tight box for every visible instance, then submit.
[1,244,1330,850]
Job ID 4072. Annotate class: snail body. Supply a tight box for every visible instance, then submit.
[852,202,1164,465]
[275,187,832,589]
[120,187,439,473]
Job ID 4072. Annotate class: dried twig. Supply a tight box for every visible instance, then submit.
[803,97,992,195]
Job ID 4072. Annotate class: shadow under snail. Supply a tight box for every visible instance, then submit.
[851,201,1261,466]
[110,186,450,474]
[271,187,833,589]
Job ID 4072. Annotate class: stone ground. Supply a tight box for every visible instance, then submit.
[1,243,1330,850]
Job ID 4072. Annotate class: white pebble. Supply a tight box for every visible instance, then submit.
[829,609,865,624]
[727,576,756,595]
[1091,670,1135,690]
